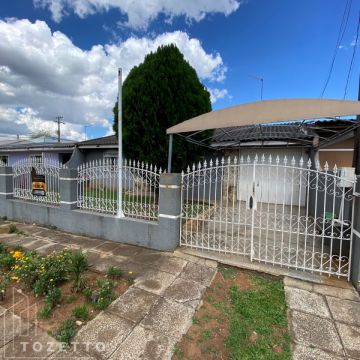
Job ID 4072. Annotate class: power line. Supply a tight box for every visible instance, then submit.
[320,0,352,97]
[343,10,360,99]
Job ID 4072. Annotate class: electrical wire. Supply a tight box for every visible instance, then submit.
[320,0,352,97]
[343,10,360,99]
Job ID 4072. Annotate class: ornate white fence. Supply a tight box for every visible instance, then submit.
[77,159,161,221]
[13,158,64,205]
[181,155,356,279]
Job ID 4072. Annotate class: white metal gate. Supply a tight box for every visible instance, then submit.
[180,155,356,279]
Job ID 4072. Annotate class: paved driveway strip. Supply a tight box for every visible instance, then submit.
[285,277,360,359]
[0,221,217,360]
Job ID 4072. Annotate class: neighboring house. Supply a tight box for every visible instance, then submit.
[210,121,357,206]
[0,135,119,168]
[0,140,75,165]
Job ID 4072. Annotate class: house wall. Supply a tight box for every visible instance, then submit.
[318,138,354,168]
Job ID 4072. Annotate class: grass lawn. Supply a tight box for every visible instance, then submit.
[173,265,291,360]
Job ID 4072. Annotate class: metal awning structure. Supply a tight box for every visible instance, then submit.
[166,98,360,171]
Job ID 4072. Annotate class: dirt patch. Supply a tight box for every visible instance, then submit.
[173,266,291,360]
[0,226,10,234]
[173,266,255,360]
[1,270,129,335]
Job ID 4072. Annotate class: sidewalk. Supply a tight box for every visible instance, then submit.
[0,221,217,360]
[285,276,360,359]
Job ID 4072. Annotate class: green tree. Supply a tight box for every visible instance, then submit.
[113,44,212,171]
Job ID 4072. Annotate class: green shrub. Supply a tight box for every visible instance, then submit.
[107,266,123,279]
[0,252,15,270]
[0,244,6,254]
[55,318,77,345]
[72,305,90,321]
[68,252,88,292]
[72,275,88,293]
[38,287,62,318]
[82,287,93,302]
[0,276,10,301]
[8,224,23,235]
[44,287,62,307]
[38,303,52,319]
[92,279,115,310]
[32,250,72,296]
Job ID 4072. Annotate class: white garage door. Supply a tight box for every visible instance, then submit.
[237,148,307,206]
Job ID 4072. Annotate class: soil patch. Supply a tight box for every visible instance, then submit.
[173,265,291,360]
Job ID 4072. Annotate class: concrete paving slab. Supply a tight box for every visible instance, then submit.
[293,344,345,360]
[91,255,128,273]
[62,235,105,250]
[336,322,360,359]
[131,251,169,266]
[284,276,313,291]
[314,284,359,301]
[134,268,177,295]
[0,312,32,347]
[140,297,193,341]
[179,262,216,287]
[0,234,22,246]
[163,278,206,308]
[93,241,122,253]
[49,349,97,359]
[107,287,159,323]
[35,243,67,255]
[326,297,360,326]
[291,310,343,355]
[109,325,175,360]
[149,256,187,276]
[13,224,47,235]
[22,238,50,251]
[83,250,103,266]
[285,287,330,318]
[110,244,149,258]
[73,311,134,360]
[1,327,59,359]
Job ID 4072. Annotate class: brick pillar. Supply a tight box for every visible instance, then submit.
[0,166,13,200]
[157,173,181,250]
[59,168,78,210]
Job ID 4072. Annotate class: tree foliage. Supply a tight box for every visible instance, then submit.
[113,44,212,171]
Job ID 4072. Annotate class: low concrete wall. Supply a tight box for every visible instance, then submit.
[0,167,181,252]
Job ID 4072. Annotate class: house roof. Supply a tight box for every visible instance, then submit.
[77,135,117,147]
[213,124,315,145]
[0,141,75,152]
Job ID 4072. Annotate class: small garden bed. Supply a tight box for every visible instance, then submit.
[173,265,291,360]
[0,226,134,345]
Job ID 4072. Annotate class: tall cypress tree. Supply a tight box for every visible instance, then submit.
[113,44,212,171]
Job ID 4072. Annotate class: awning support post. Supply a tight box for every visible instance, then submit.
[167,134,173,173]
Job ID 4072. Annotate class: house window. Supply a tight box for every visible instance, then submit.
[104,153,118,165]
[30,154,43,163]
[0,155,8,165]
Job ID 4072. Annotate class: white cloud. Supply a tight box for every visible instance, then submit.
[0,19,227,139]
[34,0,240,29]
[209,88,229,103]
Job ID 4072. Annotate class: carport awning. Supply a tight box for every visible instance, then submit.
[166,98,360,134]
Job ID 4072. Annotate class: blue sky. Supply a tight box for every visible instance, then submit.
[0,0,359,140]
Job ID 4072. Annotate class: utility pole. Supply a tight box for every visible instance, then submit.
[249,75,264,100]
[54,116,64,143]
[117,68,124,218]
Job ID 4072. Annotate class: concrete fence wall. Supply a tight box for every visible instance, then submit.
[0,167,181,252]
